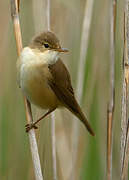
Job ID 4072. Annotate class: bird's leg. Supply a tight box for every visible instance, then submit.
[25,108,55,132]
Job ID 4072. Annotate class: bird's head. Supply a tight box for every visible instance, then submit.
[29,31,68,53]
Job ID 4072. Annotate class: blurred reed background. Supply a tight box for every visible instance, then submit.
[0,0,127,180]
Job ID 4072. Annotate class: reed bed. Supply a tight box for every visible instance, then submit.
[0,0,128,180]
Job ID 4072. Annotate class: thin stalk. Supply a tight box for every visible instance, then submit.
[71,0,94,179]
[120,0,129,179]
[46,0,57,179]
[10,0,43,180]
[47,0,50,31]
[107,0,116,180]
[51,112,57,180]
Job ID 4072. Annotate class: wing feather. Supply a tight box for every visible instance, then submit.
[48,59,95,136]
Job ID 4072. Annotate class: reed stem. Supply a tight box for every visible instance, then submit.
[10,1,43,179]
[120,1,129,179]
[71,0,94,179]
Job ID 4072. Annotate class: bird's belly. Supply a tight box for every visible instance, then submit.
[19,63,58,109]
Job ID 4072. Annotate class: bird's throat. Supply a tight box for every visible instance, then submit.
[42,49,59,65]
[19,47,59,67]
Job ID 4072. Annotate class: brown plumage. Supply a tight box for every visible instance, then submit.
[48,59,95,136]
[29,31,61,50]
[18,31,95,136]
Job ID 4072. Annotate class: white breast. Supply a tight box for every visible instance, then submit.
[17,47,59,87]
[17,47,60,109]
[20,47,59,65]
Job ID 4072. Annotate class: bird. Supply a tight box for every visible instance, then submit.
[17,31,95,136]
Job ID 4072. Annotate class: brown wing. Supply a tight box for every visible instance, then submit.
[48,59,95,136]
[48,59,77,112]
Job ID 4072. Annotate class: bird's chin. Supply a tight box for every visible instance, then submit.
[43,50,59,64]
[50,49,59,56]
[48,49,59,55]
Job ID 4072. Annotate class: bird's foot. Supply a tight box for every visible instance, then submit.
[25,123,38,133]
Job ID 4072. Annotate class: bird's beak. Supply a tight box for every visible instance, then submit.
[55,48,69,53]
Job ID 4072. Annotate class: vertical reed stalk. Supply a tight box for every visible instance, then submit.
[120,0,129,179]
[51,112,57,180]
[10,0,43,179]
[47,0,50,31]
[46,0,57,179]
[107,0,116,180]
[71,0,94,179]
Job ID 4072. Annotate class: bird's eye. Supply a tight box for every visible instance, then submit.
[44,43,49,48]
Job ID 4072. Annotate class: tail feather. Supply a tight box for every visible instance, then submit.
[76,109,95,136]
[70,104,95,136]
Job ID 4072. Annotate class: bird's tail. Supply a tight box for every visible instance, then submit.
[71,104,95,136]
